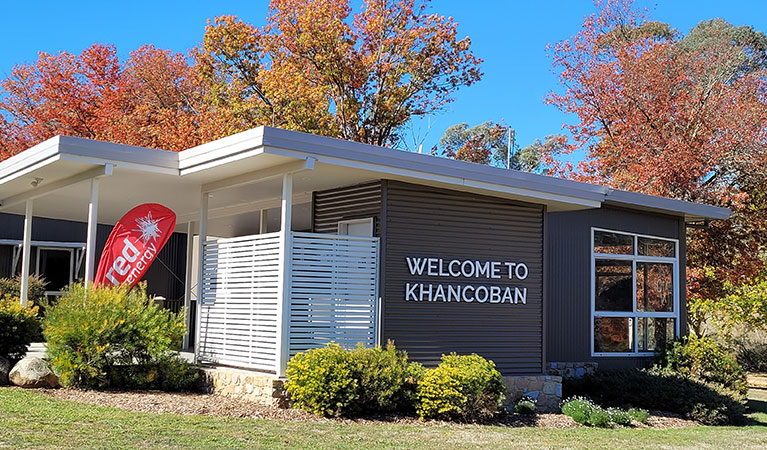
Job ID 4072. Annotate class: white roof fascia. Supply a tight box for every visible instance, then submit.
[179,127,265,173]
[56,136,179,174]
[258,127,607,202]
[265,146,602,208]
[0,136,63,185]
[0,135,180,182]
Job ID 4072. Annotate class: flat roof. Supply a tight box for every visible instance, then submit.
[0,127,730,223]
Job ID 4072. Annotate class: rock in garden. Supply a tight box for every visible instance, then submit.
[9,357,59,388]
[0,356,10,386]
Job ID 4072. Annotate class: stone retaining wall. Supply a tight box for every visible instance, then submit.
[546,362,598,379]
[502,375,562,413]
[199,367,287,407]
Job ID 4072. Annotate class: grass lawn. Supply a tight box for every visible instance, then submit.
[1,388,767,449]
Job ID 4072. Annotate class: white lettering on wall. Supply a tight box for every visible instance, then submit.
[404,256,531,305]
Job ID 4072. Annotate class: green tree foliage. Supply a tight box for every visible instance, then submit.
[436,121,539,170]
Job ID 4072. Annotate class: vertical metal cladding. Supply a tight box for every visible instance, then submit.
[312,181,382,236]
[545,206,685,370]
[381,181,544,375]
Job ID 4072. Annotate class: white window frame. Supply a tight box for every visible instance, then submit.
[337,217,374,236]
[590,227,680,357]
[35,246,75,299]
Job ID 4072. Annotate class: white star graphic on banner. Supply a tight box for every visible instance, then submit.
[134,212,162,245]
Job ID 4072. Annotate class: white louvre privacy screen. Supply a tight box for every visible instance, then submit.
[198,233,281,372]
[289,232,380,356]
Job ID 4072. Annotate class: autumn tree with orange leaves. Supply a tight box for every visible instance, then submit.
[0,0,480,158]
[0,44,222,159]
[195,0,482,147]
[545,0,767,335]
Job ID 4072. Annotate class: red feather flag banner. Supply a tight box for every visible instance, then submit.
[94,203,177,288]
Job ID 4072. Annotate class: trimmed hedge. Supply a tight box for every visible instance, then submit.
[43,283,193,390]
[416,353,506,422]
[563,368,746,425]
[286,342,423,417]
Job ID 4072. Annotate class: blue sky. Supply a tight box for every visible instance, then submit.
[1,1,765,155]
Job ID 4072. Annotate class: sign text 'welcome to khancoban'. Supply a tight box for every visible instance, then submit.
[405,257,528,304]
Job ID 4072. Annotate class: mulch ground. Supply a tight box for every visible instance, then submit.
[35,388,698,429]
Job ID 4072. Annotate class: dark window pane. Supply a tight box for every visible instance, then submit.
[594,231,634,255]
[38,249,72,291]
[594,317,633,353]
[595,260,633,311]
[638,318,675,352]
[638,237,675,257]
[636,262,674,312]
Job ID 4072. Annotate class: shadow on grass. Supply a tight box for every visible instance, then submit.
[747,388,767,414]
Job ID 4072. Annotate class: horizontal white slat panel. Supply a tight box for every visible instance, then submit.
[198,232,281,373]
[289,233,380,357]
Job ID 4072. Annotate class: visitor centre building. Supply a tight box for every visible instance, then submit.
[0,126,729,384]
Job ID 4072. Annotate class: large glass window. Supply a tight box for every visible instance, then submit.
[592,229,678,356]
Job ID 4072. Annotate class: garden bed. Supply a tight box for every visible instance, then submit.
[33,387,697,429]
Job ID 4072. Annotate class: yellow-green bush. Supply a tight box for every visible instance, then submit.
[0,276,47,306]
[285,342,423,417]
[416,353,506,422]
[0,295,39,363]
[659,335,747,395]
[43,283,189,390]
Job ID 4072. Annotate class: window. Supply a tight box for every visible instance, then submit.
[337,218,374,237]
[591,228,679,356]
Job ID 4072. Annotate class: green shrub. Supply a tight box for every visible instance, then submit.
[43,283,187,390]
[561,397,641,427]
[732,330,767,373]
[561,397,592,425]
[513,397,537,415]
[607,407,632,426]
[0,295,40,363]
[563,368,746,425]
[416,353,506,422]
[285,342,422,417]
[627,408,649,424]
[561,397,612,427]
[352,343,424,414]
[659,336,747,395]
[0,276,47,306]
[109,354,200,392]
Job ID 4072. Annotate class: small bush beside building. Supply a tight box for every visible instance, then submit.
[0,294,40,363]
[43,283,198,391]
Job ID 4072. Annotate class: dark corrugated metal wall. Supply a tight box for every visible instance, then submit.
[312,181,382,235]
[381,181,545,375]
[545,206,685,370]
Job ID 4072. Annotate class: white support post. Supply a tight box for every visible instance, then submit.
[259,209,268,234]
[84,178,100,285]
[275,173,293,376]
[19,200,33,306]
[194,194,208,363]
[182,221,195,349]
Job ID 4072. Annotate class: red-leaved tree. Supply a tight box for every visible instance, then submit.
[545,0,767,334]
